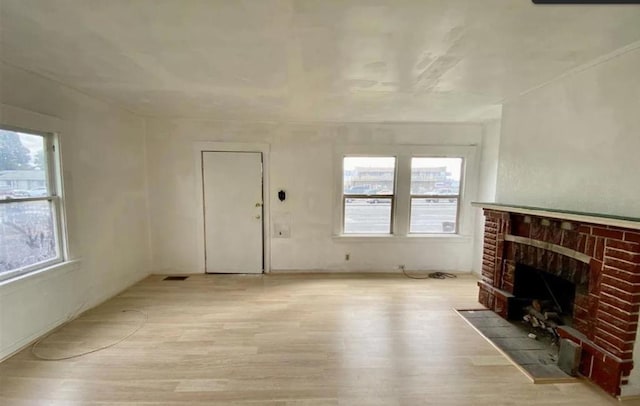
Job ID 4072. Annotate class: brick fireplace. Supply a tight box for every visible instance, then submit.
[474,203,640,397]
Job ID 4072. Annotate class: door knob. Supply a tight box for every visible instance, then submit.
[255,202,263,207]
[255,215,261,219]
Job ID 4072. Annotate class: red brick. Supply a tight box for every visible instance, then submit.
[578,225,592,234]
[483,242,496,252]
[561,230,579,250]
[594,331,634,355]
[595,238,605,261]
[597,313,638,335]
[603,257,638,273]
[599,293,640,314]
[591,258,603,273]
[575,293,589,309]
[586,236,597,257]
[601,266,640,284]
[605,248,640,264]
[600,284,640,304]
[574,305,590,323]
[592,227,625,240]
[512,221,530,238]
[598,301,639,323]
[588,294,600,316]
[577,234,587,253]
[591,356,623,396]
[503,281,514,293]
[573,318,590,337]
[579,352,594,378]
[596,319,637,342]
[608,239,640,253]
[484,228,498,237]
[549,224,563,245]
[589,261,602,295]
[601,275,637,293]
[625,231,640,244]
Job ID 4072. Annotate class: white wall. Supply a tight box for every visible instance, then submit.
[0,63,151,360]
[495,46,640,398]
[496,47,640,218]
[472,118,501,274]
[145,119,483,274]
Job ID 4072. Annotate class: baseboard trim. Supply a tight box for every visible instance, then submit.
[0,272,151,363]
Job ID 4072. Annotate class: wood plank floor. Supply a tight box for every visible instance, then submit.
[0,273,635,405]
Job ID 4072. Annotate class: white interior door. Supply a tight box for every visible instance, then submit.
[202,151,263,273]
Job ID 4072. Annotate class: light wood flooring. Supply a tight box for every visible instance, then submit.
[0,273,636,405]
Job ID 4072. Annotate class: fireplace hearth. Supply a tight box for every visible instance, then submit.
[473,203,640,397]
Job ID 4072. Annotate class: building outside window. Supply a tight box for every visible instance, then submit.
[409,157,462,234]
[341,154,465,236]
[343,157,396,234]
[0,127,65,282]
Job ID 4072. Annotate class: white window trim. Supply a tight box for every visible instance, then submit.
[0,104,70,283]
[333,144,478,239]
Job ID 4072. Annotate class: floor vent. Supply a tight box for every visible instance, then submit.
[163,276,189,281]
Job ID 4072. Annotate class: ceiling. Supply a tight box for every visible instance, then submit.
[1,0,640,122]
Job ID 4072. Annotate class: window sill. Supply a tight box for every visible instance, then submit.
[332,234,472,243]
[0,259,82,291]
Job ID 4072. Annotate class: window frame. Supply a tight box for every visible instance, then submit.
[342,155,397,235]
[408,156,464,235]
[0,125,66,282]
[333,144,477,239]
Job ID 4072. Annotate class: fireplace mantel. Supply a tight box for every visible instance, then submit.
[472,202,640,231]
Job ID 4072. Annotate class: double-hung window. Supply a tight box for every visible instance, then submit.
[342,157,396,234]
[0,127,64,282]
[339,149,470,237]
[409,157,462,234]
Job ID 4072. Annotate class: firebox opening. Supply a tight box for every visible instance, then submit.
[509,264,577,327]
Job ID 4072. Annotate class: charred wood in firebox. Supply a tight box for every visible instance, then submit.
[544,311,560,322]
[526,307,559,327]
[531,299,557,313]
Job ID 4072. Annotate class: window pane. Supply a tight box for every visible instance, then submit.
[410,198,457,234]
[0,129,48,199]
[410,157,462,195]
[0,200,59,275]
[344,198,392,234]
[344,157,395,195]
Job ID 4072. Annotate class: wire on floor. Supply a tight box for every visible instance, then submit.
[31,309,148,361]
[402,268,458,280]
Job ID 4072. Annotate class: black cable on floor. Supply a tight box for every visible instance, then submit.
[401,268,457,280]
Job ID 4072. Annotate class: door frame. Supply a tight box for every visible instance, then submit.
[193,142,271,274]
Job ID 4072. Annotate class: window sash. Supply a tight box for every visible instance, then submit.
[343,196,394,234]
[408,196,460,234]
[0,128,64,282]
[342,155,397,234]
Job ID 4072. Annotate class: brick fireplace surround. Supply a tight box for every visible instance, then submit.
[474,203,640,397]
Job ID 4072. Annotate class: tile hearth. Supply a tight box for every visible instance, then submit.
[458,309,574,382]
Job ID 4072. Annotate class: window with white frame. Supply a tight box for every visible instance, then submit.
[409,157,463,234]
[338,148,469,237]
[0,127,64,282]
[342,157,396,234]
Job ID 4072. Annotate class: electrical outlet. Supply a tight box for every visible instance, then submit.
[345,253,350,261]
